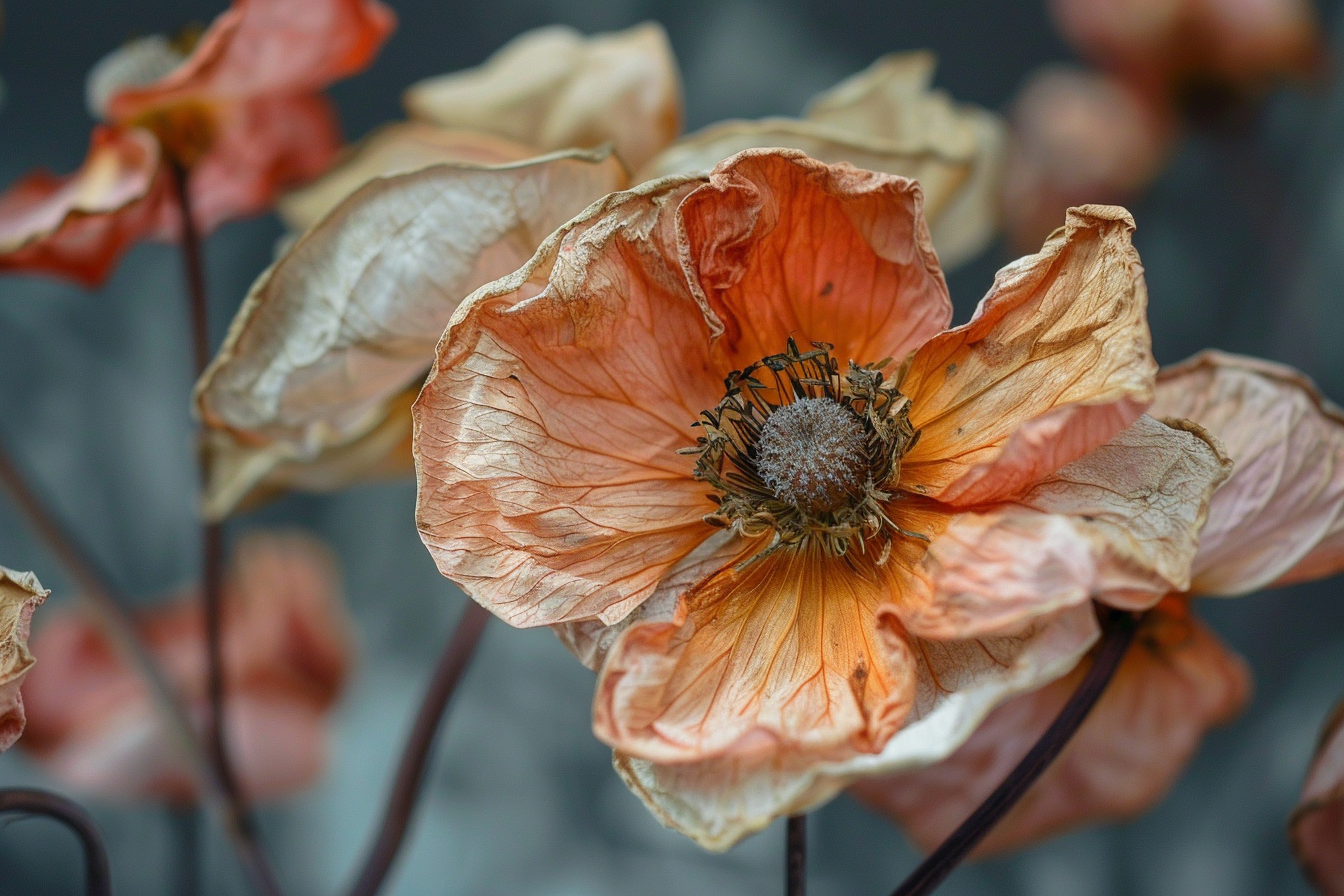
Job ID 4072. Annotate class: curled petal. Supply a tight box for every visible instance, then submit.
[1151,351,1344,594]
[901,204,1155,505]
[901,416,1229,639]
[614,603,1099,851]
[0,568,48,752]
[1292,697,1344,895]
[679,149,952,370]
[0,127,173,288]
[854,598,1250,856]
[196,148,626,519]
[414,174,723,628]
[404,23,681,172]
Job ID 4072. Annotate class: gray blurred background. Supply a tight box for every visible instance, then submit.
[1,0,1343,894]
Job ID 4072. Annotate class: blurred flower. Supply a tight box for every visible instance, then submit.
[853,351,1344,855]
[20,532,351,804]
[0,567,48,753]
[411,149,1229,849]
[1293,696,1344,896]
[0,0,395,287]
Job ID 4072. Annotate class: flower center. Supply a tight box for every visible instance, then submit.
[757,397,867,515]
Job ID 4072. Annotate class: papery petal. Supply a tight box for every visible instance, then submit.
[901,204,1154,505]
[404,23,681,172]
[0,126,172,288]
[196,148,626,520]
[614,604,1100,851]
[1151,351,1344,594]
[414,173,722,628]
[0,568,48,752]
[854,598,1250,856]
[678,150,951,370]
[277,122,535,232]
[899,416,1228,639]
[1292,697,1344,896]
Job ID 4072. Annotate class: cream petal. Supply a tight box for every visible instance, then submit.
[195,148,626,520]
[1151,351,1344,595]
[901,204,1155,505]
[900,416,1229,640]
[403,23,681,172]
[1292,697,1344,896]
[0,568,48,752]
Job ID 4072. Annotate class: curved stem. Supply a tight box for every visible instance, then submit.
[345,601,491,896]
[786,814,806,896]
[889,607,1139,896]
[0,789,112,896]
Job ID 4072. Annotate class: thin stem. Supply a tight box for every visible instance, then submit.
[345,601,491,896]
[786,814,806,896]
[169,807,200,896]
[889,607,1139,896]
[0,788,112,896]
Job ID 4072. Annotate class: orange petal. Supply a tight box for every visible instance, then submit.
[900,416,1228,640]
[853,598,1250,856]
[414,173,723,628]
[1152,351,1344,595]
[0,568,48,753]
[613,603,1100,850]
[0,126,173,287]
[1292,697,1344,896]
[678,150,952,371]
[196,148,626,520]
[901,205,1155,505]
[404,23,682,172]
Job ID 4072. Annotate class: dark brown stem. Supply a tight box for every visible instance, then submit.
[889,607,1139,896]
[345,601,491,896]
[0,789,112,896]
[786,814,806,896]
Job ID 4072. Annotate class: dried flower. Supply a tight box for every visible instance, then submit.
[1293,696,1344,896]
[0,567,48,753]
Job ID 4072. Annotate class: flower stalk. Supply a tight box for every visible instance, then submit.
[786,814,806,896]
[0,788,112,896]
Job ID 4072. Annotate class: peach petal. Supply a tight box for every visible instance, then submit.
[414,173,724,628]
[613,603,1100,851]
[900,416,1228,640]
[0,568,48,753]
[0,126,173,287]
[1292,697,1344,895]
[404,23,681,173]
[901,204,1155,505]
[1151,351,1344,595]
[853,599,1250,856]
[196,148,626,520]
[678,150,952,371]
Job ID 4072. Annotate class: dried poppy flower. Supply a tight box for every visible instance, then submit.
[411,148,1230,848]
[854,351,1344,856]
[1293,697,1344,895]
[20,532,351,803]
[0,0,395,287]
[0,567,48,753]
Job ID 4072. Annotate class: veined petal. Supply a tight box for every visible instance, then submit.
[196,148,625,520]
[414,174,724,628]
[901,204,1154,505]
[1151,351,1344,595]
[678,150,951,371]
[614,603,1099,851]
[900,416,1228,640]
[404,23,681,172]
[0,567,48,752]
[0,126,173,288]
[854,598,1250,856]
[1292,697,1344,896]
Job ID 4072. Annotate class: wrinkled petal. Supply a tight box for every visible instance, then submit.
[414,173,722,628]
[899,416,1228,639]
[404,23,681,172]
[278,122,535,232]
[1151,351,1344,595]
[0,568,48,752]
[1292,697,1344,895]
[614,603,1099,851]
[196,148,626,520]
[901,204,1155,505]
[854,597,1250,855]
[679,150,952,371]
[0,126,173,288]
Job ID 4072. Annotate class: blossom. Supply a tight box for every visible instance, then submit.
[411,148,1230,848]
[0,0,395,287]
[20,532,351,803]
[0,567,48,753]
[852,351,1344,855]
[1293,696,1344,896]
